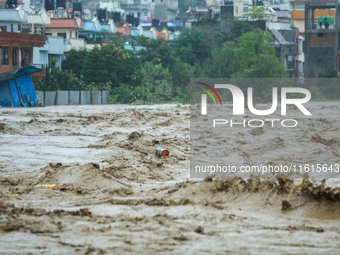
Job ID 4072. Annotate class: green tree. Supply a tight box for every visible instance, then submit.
[232,29,287,78]
[179,0,191,19]
[137,36,176,71]
[81,45,109,85]
[35,57,82,91]
[246,6,272,21]
[107,36,125,49]
[101,44,143,88]
[215,19,255,46]
[171,27,210,66]
[143,62,173,102]
[62,48,87,78]
[171,58,193,102]
[318,69,338,78]
[208,41,236,78]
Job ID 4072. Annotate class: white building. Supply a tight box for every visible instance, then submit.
[33,36,67,68]
[297,35,305,77]
[23,9,50,34]
[121,0,178,22]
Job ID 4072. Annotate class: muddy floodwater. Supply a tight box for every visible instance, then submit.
[1,104,340,254]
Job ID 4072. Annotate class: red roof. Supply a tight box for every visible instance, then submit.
[45,19,84,29]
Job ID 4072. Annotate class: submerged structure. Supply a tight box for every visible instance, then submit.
[0,66,42,107]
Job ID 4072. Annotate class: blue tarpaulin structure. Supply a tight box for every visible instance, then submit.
[0,66,42,107]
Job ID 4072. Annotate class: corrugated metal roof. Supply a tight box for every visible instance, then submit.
[0,67,42,82]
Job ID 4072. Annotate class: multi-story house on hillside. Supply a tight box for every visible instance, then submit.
[120,0,178,22]
[0,6,46,78]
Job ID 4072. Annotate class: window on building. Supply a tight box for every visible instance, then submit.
[57,32,67,39]
[21,50,31,66]
[1,48,9,65]
[297,5,305,10]
[144,11,147,17]
[0,26,7,32]
[161,0,163,2]
[152,0,154,2]
[18,24,21,32]
[12,49,17,66]
[287,55,295,70]
[75,32,78,38]
[11,24,13,32]
[45,33,52,36]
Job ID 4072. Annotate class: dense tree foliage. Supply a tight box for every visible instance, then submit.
[100,45,143,87]
[207,42,236,78]
[38,23,292,103]
[232,29,286,78]
[178,0,192,19]
[137,36,176,71]
[82,45,109,84]
[171,28,210,66]
[61,48,87,78]
[35,57,83,91]
[246,6,272,21]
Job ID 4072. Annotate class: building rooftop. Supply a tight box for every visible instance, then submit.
[45,18,84,29]
[0,8,28,22]
[83,20,113,33]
